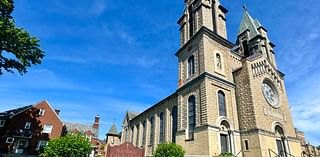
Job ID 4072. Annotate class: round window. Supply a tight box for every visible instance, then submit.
[262,81,279,108]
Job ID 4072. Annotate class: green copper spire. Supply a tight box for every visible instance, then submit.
[238,6,262,40]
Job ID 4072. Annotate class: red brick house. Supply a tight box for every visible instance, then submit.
[0,100,64,156]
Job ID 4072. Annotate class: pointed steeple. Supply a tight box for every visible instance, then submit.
[107,123,119,136]
[238,7,261,40]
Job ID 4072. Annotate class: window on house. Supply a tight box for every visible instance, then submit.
[172,106,178,143]
[24,122,31,129]
[39,109,45,116]
[149,116,155,145]
[188,95,196,139]
[42,124,53,134]
[216,53,222,69]
[142,121,146,147]
[188,55,195,78]
[159,112,165,144]
[218,91,226,117]
[6,137,14,144]
[0,120,5,127]
[37,141,48,150]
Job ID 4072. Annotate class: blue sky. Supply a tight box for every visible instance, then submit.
[1,0,319,145]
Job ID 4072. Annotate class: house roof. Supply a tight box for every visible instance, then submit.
[107,123,119,135]
[64,122,99,138]
[0,105,32,119]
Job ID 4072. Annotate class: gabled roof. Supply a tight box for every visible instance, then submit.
[0,105,32,119]
[127,111,139,120]
[65,122,99,138]
[107,123,119,135]
[238,9,262,40]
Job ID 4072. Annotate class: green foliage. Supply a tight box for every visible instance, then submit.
[40,134,92,157]
[317,145,320,150]
[153,143,185,157]
[0,0,44,75]
[219,152,234,157]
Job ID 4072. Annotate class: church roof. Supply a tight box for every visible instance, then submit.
[107,123,119,135]
[238,9,262,40]
[127,111,139,120]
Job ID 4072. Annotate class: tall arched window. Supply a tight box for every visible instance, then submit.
[149,117,154,145]
[188,56,195,77]
[218,91,226,117]
[188,95,196,139]
[275,125,287,156]
[216,53,222,69]
[142,121,146,147]
[136,125,139,146]
[220,120,231,154]
[159,112,165,144]
[172,106,178,143]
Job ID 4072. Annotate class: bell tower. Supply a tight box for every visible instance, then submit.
[233,8,302,157]
[178,0,228,47]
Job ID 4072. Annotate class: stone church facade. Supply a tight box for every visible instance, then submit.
[119,0,303,156]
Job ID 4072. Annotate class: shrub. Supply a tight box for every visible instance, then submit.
[219,152,234,157]
[153,143,185,157]
[40,133,92,157]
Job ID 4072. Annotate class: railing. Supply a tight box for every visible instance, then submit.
[234,149,242,157]
[268,149,295,157]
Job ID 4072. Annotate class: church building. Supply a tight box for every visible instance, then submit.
[117,0,303,156]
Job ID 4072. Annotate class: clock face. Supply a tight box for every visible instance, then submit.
[262,82,279,107]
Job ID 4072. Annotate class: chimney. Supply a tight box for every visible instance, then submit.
[93,115,100,129]
[55,109,60,115]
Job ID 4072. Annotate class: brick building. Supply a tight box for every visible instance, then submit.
[0,100,64,156]
[118,0,312,157]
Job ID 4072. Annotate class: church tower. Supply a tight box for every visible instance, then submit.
[233,9,302,157]
[175,0,242,156]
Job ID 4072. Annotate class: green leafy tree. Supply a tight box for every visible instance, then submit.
[0,0,44,75]
[153,143,185,157]
[40,134,92,157]
[317,145,320,150]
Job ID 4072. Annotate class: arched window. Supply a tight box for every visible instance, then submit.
[188,95,196,139]
[142,121,146,147]
[149,117,155,145]
[172,106,178,143]
[188,56,195,77]
[131,127,134,143]
[125,127,128,142]
[220,120,231,153]
[216,53,222,69]
[218,91,226,117]
[275,125,287,156]
[136,125,139,146]
[159,112,165,144]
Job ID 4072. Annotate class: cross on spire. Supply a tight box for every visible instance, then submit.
[243,5,248,11]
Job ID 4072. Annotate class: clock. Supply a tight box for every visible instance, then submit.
[262,82,279,108]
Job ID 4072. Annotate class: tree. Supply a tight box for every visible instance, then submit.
[40,134,92,157]
[153,143,185,157]
[317,145,320,150]
[0,0,44,75]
